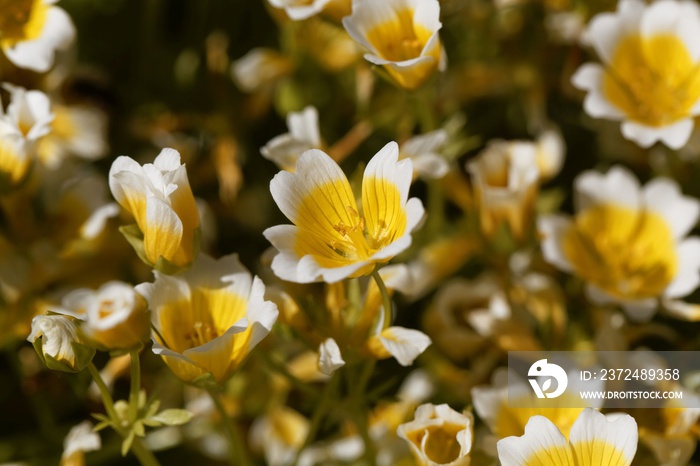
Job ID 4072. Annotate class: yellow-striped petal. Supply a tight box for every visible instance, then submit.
[569,409,637,466]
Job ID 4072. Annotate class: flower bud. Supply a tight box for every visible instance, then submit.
[28,315,95,373]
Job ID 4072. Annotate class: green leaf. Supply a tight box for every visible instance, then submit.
[148,409,194,426]
[121,431,135,456]
[133,421,145,437]
[119,224,150,266]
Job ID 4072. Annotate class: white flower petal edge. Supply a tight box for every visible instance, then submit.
[573,165,641,212]
[642,178,700,240]
[267,0,332,20]
[318,337,345,375]
[377,327,431,367]
[571,63,625,119]
[4,4,76,72]
[62,421,101,460]
[569,409,638,466]
[621,119,694,150]
[537,214,574,273]
[497,415,573,466]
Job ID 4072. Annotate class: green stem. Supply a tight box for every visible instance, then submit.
[129,350,141,423]
[348,361,378,466]
[88,363,162,466]
[207,388,252,466]
[130,438,162,466]
[371,268,392,330]
[293,371,340,464]
[87,363,119,423]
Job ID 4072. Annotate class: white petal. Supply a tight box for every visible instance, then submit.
[318,338,345,375]
[621,119,694,150]
[620,298,659,322]
[537,214,574,272]
[642,178,700,239]
[568,408,638,466]
[664,237,700,298]
[497,415,573,466]
[662,298,700,321]
[574,166,641,212]
[62,421,101,458]
[378,326,431,366]
[3,6,75,72]
[269,148,352,224]
[288,106,321,147]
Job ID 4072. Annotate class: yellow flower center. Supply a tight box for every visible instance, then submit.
[366,8,432,62]
[603,34,700,127]
[562,204,677,300]
[293,179,406,273]
[0,0,48,47]
[158,289,247,354]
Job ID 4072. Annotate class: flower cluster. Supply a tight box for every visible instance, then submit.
[7,0,700,465]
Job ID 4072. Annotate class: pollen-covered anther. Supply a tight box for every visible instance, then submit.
[186,321,219,347]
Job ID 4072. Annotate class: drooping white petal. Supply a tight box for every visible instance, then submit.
[318,337,345,375]
[377,326,431,366]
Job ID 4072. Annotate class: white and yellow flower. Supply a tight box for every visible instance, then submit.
[539,166,700,320]
[0,0,75,72]
[497,408,638,466]
[267,0,331,21]
[264,142,425,283]
[342,0,445,90]
[60,421,101,466]
[27,314,94,373]
[55,281,149,351]
[37,104,108,169]
[472,368,601,445]
[572,0,700,149]
[0,84,53,186]
[261,106,322,171]
[397,403,473,466]
[108,148,200,272]
[466,139,540,242]
[137,254,278,385]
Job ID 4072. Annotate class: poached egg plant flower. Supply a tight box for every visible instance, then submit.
[539,166,700,321]
[497,408,638,466]
[109,148,200,273]
[137,254,278,385]
[263,142,425,283]
[342,0,445,91]
[572,0,700,149]
[0,0,76,72]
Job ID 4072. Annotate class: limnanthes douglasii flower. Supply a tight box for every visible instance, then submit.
[539,166,700,321]
[108,148,200,273]
[342,0,445,90]
[397,403,473,466]
[497,408,638,466]
[0,0,75,72]
[572,0,700,149]
[264,142,425,283]
[137,254,278,385]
